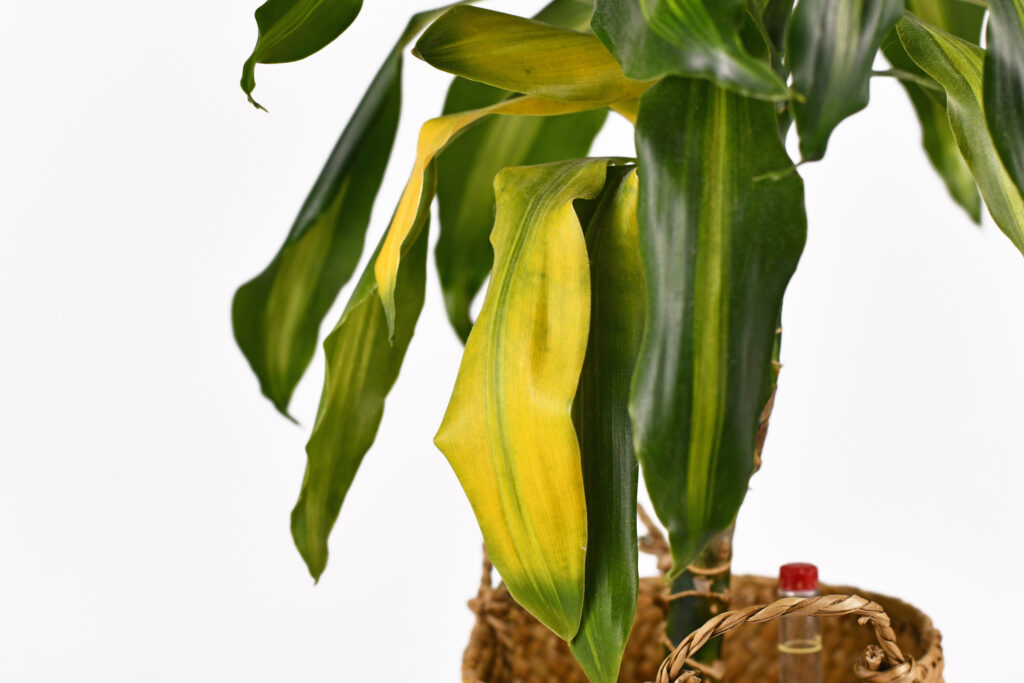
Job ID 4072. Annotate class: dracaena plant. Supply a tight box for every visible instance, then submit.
[233,0,1024,680]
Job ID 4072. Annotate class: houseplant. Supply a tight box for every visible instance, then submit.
[233,0,1024,680]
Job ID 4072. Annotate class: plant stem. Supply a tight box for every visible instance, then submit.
[871,69,944,93]
[665,523,735,681]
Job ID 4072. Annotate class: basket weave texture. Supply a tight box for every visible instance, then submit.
[462,571,942,683]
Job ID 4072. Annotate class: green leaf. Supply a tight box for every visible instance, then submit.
[881,1,984,221]
[591,0,788,99]
[568,168,644,683]
[290,167,434,580]
[632,78,807,576]
[434,159,617,641]
[897,14,1024,253]
[414,6,650,103]
[241,0,363,108]
[232,8,449,416]
[436,80,606,341]
[232,51,400,418]
[788,0,904,160]
[985,0,1024,196]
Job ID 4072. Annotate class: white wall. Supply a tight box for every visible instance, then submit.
[2,1,1021,681]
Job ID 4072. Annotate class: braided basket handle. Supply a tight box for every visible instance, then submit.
[655,594,915,683]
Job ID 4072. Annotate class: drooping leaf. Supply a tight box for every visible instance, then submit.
[375,96,626,339]
[985,0,1024,196]
[568,168,644,683]
[232,8,454,416]
[414,6,650,102]
[434,0,607,342]
[241,0,363,108]
[897,14,1024,253]
[881,1,983,221]
[590,0,788,99]
[290,168,435,580]
[434,159,616,641]
[739,0,798,138]
[632,77,807,576]
[788,0,904,160]
[436,80,606,341]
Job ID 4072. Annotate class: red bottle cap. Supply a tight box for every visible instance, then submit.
[779,563,818,593]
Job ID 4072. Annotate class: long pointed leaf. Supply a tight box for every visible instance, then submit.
[436,80,606,341]
[788,0,904,161]
[290,168,435,580]
[632,78,807,576]
[590,0,788,99]
[233,8,451,416]
[241,0,363,108]
[881,0,984,221]
[897,14,1024,253]
[374,96,626,340]
[414,6,650,102]
[568,168,644,683]
[434,159,616,641]
[985,0,1024,196]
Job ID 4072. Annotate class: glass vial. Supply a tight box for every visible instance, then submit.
[778,563,823,683]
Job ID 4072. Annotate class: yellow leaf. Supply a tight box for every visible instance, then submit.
[434,159,617,640]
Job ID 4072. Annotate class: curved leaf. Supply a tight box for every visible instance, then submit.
[568,168,644,683]
[242,0,363,108]
[897,14,1024,253]
[233,51,399,417]
[591,0,788,99]
[434,159,615,641]
[881,0,983,221]
[375,96,625,339]
[788,0,904,160]
[233,8,456,416]
[291,168,435,580]
[414,6,650,103]
[632,77,807,576]
[436,79,606,341]
[985,0,1024,196]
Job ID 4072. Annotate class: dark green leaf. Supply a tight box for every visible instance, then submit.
[591,0,788,99]
[436,80,606,340]
[233,9,445,417]
[985,0,1024,196]
[882,1,984,221]
[788,0,904,160]
[897,14,1024,253]
[290,168,435,580]
[632,77,807,575]
[568,167,644,683]
[241,0,363,108]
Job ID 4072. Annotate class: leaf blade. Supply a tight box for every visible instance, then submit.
[434,159,615,640]
[985,0,1024,196]
[414,6,650,102]
[897,14,1024,253]
[290,168,435,580]
[632,77,807,575]
[232,50,400,417]
[788,0,904,160]
[568,168,645,683]
[591,0,788,99]
[242,0,363,107]
[881,0,984,221]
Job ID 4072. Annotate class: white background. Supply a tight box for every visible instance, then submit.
[2,1,1022,681]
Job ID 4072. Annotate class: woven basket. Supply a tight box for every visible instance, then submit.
[462,564,942,683]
